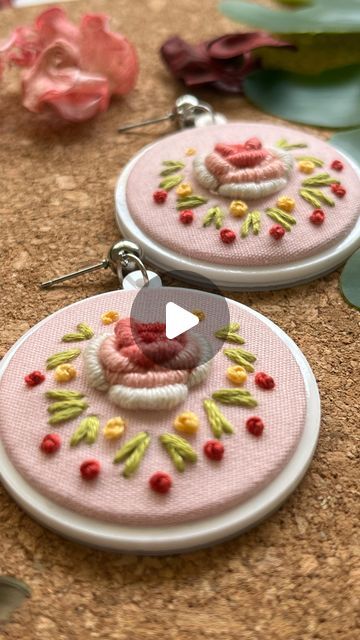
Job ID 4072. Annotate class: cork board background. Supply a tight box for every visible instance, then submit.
[0,1,359,638]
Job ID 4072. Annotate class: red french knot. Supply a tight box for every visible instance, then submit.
[80,459,101,480]
[220,228,236,244]
[310,209,325,225]
[255,372,275,390]
[204,440,224,461]
[153,189,168,204]
[40,433,61,454]
[149,471,172,494]
[179,209,194,224]
[25,370,45,387]
[331,183,346,197]
[246,417,264,437]
[331,160,344,172]
[269,224,285,240]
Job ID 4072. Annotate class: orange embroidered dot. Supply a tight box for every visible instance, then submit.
[226,365,248,385]
[276,196,295,213]
[101,310,119,325]
[185,147,197,156]
[192,309,205,321]
[173,411,199,435]
[103,417,126,440]
[298,160,315,174]
[54,363,77,383]
[229,200,248,218]
[176,183,193,197]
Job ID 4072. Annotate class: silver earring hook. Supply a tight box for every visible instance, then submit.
[40,240,149,290]
[117,94,217,133]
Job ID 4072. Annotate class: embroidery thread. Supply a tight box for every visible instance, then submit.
[212,388,258,407]
[160,433,197,472]
[203,399,234,438]
[300,188,335,208]
[266,207,296,232]
[159,174,183,191]
[47,399,88,424]
[46,349,81,370]
[203,206,225,229]
[173,411,200,435]
[160,160,185,176]
[70,416,100,446]
[224,347,257,372]
[176,194,208,210]
[62,322,94,342]
[240,211,261,237]
[215,322,245,344]
[113,431,151,477]
[276,138,307,151]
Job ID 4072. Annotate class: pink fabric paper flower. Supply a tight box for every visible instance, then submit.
[0,7,138,122]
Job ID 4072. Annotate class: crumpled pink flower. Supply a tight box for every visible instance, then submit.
[160,33,292,93]
[0,7,138,121]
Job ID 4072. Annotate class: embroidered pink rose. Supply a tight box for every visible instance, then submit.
[193,138,294,199]
[0,8,138,122]
[83,318,212,410]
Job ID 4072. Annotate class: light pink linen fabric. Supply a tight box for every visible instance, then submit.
[0,291,306,526]
[125,123,360,267]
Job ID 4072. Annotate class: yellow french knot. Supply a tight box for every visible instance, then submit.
[192,309,205,321]
[101,310,119,325]
[298,160,315,174]
[176,183,193,197]
[173,411,199,435]
[226,365,248,385]
[185,147,197,156]
[103,417,126,440]
[229,200,248,218]
[54,363,77,383]
[276,196,295,213]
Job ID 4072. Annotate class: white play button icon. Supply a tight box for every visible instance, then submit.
[165,302,199,339]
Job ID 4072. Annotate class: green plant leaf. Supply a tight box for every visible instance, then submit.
[331,129,360,167]
[243,66,360,128]
[220,0,360,33]
[340,250,360,310]
[0,577,31,622]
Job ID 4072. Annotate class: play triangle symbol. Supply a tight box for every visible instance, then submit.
[165,302,199,340]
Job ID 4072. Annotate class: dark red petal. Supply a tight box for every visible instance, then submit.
[207,32,292,60]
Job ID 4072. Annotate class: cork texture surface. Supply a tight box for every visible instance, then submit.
[0,1,358,639]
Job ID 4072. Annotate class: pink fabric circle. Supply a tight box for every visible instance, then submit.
[0,290,306,526]
[125,123,360,267]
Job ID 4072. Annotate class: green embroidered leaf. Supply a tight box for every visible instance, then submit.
[295,156,324,167]
[45,390,85,400]
[340,249,360,310]
[46,348,81,370]
[47,401,88,425]
[113,432,150,477]
[160,434,197,471]
[300,188,334,207]
[266,208,296,231]
[203,399,234,439]
[243,66,360,128]
[160,160,185,176]
[240,210,262,238]
[177,195,208,210]
[220,0,360,33]
[215,322,245,344]
[331,129,360,167]
[62,322,94,342]
[159,174,183,191]
[223,347,256,372]
[302,173,339,187]
[70,416,100,446]
[276,138,307,151]
[202,206,225,229]
[212,389,258,408]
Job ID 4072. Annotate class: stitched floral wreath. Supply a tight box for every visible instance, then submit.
[193,137,293,199]
[83,318,212,410]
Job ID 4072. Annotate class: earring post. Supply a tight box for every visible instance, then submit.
[117,112,174,133]
[40,260,108,289]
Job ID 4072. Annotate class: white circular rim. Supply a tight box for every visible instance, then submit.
[0,291,320,553]
[114,138,360,291]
